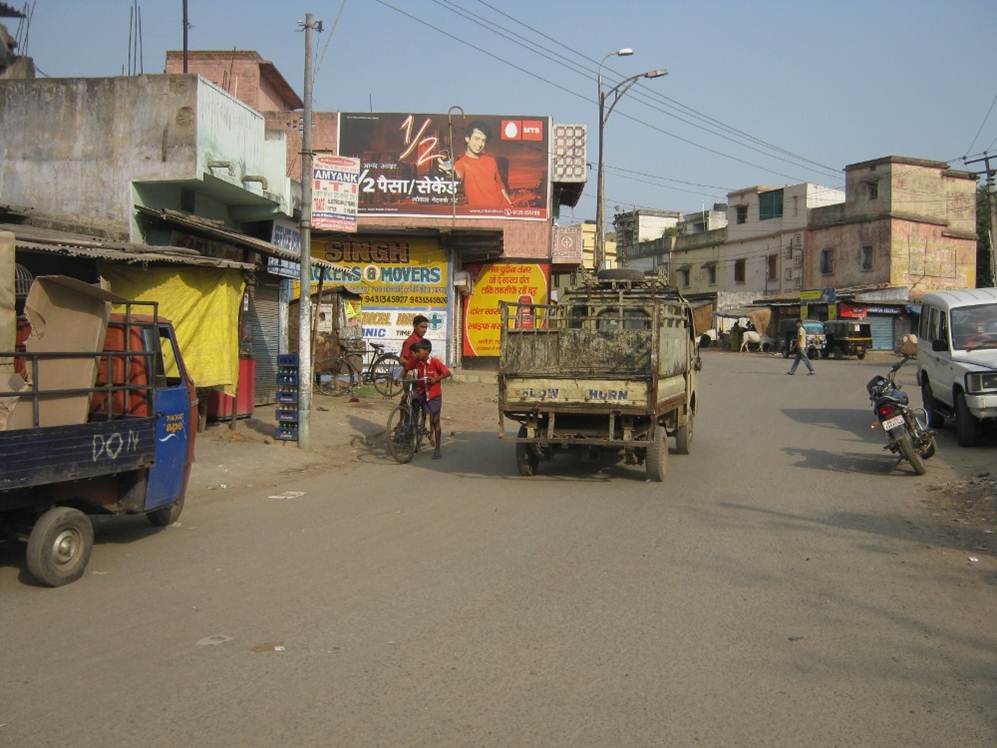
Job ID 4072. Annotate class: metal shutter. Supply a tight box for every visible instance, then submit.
[868,314,895,350]
[249,279,280,405]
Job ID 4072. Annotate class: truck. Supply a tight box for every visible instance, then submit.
[916,287,997,446]
[497,270,699,481]
[1,277,196,586]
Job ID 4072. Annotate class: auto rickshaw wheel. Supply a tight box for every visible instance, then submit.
[147,493,185,527]
[857,348,866,360]
[25,506,94,587]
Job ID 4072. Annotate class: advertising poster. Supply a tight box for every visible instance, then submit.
[312,154,360,232]
[339,113,551,220]
[463,262,550,357]
[309,236,451,358]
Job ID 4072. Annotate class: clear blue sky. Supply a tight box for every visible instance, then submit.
[16,0,997,219]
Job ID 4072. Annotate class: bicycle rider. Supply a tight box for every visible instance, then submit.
[405,339,451,460]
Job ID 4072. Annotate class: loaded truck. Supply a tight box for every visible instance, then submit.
[498,270,699,481]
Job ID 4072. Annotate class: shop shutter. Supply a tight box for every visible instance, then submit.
[249,279,280,404]
[868,314,895,350]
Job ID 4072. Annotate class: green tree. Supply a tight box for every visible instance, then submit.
[978,185,995,287]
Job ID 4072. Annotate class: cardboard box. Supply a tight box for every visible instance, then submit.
[4,276,125,430]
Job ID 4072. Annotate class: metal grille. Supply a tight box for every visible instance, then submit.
[14,263,33,297]
[249,279,280,405]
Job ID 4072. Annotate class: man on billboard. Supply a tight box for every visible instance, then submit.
[452,121,513,210]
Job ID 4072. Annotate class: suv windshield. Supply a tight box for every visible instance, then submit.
[950,303,997,350]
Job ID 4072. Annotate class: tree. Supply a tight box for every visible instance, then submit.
[978,185,995,287]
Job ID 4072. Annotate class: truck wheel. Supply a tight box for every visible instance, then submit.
[954,392,981,447]
[920,382,943,428]
[147,493,185,527]
[25,507,94,587]
[645,429,668,482]
[515,425,539,476]
[675,412,694,455]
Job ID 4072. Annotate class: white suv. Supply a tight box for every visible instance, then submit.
[916,288,997,446]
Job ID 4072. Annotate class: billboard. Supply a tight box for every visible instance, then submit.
[312,154,360,232]
[339,113,551,221]
[462,262,550,357]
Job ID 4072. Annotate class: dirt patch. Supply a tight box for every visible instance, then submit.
[924,471,997,555]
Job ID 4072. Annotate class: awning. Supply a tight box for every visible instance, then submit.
[4,223,255,271]
[136,206,299,262]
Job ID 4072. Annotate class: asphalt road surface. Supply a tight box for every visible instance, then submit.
[2,351,995,746]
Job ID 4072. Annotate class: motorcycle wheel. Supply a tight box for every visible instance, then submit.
[896,432,926,475]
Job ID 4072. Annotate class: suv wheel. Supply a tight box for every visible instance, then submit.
[920,381,944,428]
[954,391,981,447]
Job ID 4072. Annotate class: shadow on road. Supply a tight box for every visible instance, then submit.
[782,445,922,476]
[781,408,872,438]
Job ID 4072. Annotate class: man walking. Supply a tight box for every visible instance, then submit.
[787,319,815,375]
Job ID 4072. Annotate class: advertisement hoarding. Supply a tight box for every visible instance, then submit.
[462,262,550,357]
[339,113,551,221]
[312,154,360,232]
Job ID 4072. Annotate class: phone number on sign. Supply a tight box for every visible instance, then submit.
[365,294,448,306]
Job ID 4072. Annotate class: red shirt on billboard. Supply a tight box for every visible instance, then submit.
[454,121,512,210]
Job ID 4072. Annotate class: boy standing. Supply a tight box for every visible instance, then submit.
[400,314,430,368]
[406,339,451,459]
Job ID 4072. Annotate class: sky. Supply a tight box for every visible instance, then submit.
[12,0,997,221]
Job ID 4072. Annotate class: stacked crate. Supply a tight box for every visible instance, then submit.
[275,353,299,441]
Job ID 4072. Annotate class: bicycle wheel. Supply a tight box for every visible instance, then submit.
[371,354,404,397]
[386,405,416,463]
[322,355,359,395]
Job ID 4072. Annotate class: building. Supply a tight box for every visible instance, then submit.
[0,73,318,404]
[615,209,681,272]
[0,3,34,80]
[166,49,588,366]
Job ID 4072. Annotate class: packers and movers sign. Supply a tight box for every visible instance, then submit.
[339,112,551,220]
[311,236,450,357]
[463,262,550,357]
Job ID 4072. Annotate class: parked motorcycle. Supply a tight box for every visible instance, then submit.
[866,356,936,475]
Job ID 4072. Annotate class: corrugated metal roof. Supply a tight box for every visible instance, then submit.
[3,224,255,270]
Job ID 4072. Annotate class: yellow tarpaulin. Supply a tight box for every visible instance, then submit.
[99,264,246,396]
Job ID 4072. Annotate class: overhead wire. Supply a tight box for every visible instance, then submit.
[431,0,843,182]
[471,0,842,178]
[963,89,997,158]
[370,0,841,187]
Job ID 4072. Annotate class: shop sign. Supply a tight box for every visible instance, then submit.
[551,224,583,264]
[838,302,867,319]
[463,262,550,357]
[267,220,304,278]
[339,112,551,221]
[800,288,836,303]
[312,154,360,232]
[360,310,448,353]
[863,305,902,315]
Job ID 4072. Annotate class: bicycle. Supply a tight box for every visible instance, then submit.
[385,376,432,464]
[316,340,404,398]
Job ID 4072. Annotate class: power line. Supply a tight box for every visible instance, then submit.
[471,0,842,178]
[432,0,843,181]
[314,0,349,79]
[370,0,836,186]
[964,89,997,157]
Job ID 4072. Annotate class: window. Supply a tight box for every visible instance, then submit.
[678,268,690,287]
[734,259,746,284]
[736,205,748,224]
[758,189,784,221]
[861,245,873,271]
[867,181,878,201]
[705,264,717,285]
[792,195,800,217]
[767,254,778,281]
[820,249,834,275]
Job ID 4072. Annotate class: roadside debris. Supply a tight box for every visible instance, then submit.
[196,634,233,647]
[267,490,306,501]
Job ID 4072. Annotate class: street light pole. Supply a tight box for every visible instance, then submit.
[593,50,667,271]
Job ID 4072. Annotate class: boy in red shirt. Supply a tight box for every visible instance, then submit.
[406,339,451,459]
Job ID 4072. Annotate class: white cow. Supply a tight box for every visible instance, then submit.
[739,331,774,352]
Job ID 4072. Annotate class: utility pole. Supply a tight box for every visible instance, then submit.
[298,12,319,449]
[964,153,997,286]
[182,0,189,73]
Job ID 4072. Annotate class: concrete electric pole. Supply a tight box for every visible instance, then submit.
[297,12,320,449]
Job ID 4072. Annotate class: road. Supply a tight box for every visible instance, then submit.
[1,351,995,746]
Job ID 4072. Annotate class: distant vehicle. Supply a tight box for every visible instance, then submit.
[916,288,997,446]
[823,320,872,359]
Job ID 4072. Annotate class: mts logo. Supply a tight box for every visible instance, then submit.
[501,119,544,141]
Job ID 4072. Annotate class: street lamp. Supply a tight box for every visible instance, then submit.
[594,51,667,271]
